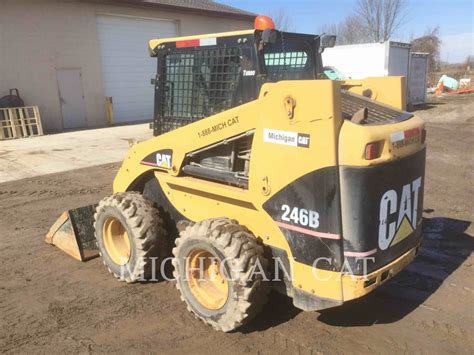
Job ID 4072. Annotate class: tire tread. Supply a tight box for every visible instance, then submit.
[173,217,269,332]
[94,192,167,283]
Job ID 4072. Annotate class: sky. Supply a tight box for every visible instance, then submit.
[220,0,474,63]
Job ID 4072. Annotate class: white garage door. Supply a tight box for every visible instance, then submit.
[96,15,177,123]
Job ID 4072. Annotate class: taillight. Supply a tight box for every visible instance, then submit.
[365,141,383,160]
[421,128,427,144]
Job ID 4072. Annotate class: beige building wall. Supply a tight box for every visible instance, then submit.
[0,0,253,132]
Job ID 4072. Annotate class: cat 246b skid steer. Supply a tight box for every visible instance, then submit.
[46,16,426,331]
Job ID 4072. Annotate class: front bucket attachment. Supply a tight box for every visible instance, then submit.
[45,205,99,262]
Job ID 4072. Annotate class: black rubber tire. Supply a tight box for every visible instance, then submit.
[94,192,167,283]
[172,218,269,332]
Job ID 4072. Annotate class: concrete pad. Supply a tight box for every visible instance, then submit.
[0,124,152,183]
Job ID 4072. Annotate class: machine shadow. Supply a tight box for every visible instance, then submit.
[242,216,472,332]
[317,216,472,327]
[409,102,445,112]
[241,291,302,333]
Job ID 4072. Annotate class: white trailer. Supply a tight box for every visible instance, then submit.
[322,41,427,105]
[409,52,429,105]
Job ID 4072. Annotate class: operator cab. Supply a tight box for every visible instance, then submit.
[148,16,336,136]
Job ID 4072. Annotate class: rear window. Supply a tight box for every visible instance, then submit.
[262,34,315,81]
[264,51,309,81]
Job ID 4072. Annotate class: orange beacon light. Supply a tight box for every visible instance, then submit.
[254,15,276,30]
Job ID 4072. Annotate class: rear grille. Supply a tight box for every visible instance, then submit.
[341,91,412,125]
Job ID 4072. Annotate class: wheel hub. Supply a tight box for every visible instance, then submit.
[103,216,131,265]
[187,249,229,310]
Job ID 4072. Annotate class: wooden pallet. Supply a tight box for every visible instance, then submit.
[0,106,44,140]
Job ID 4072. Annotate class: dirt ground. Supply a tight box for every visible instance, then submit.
[1,94,473,354]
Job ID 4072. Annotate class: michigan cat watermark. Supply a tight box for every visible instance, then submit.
[118,255,376,282]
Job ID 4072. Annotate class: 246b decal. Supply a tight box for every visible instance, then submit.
[281,204,320,228]
[378,176,422,250]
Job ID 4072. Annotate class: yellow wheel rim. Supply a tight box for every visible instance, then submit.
[187,249,229,310]
[103,216,131,265]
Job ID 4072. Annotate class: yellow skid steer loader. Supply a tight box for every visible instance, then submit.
[46,16,426,332]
